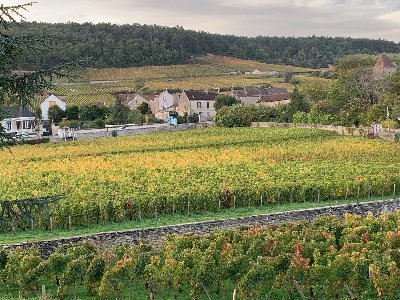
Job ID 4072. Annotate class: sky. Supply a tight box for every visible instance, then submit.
[3,0,400,42]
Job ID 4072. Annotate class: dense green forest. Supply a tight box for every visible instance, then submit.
[10,22,400,70]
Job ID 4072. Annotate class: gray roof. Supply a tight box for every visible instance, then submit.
[3,108,35,119]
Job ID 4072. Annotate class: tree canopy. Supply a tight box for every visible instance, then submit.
[7,22,400,70]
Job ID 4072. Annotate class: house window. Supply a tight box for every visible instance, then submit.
[23,120,31,129]
[197,102,202,108]
[163,96,166,101]
[207,102,210,108]
[6,121,11,131]
[16,121,21,130]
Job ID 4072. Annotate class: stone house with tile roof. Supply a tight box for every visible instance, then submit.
[178,90,219,122]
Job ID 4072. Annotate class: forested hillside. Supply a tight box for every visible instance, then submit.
[10,22,400,70]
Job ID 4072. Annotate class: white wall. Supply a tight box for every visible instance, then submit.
[41,94,67,120]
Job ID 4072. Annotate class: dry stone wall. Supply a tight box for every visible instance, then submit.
[3,199,400,257]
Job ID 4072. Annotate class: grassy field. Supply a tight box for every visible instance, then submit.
[42,56,329,108]
[1,127,400,237]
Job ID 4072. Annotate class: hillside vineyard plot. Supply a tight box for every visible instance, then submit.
[1,127,400,231]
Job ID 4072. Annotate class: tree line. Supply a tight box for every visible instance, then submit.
[9,22,400,70]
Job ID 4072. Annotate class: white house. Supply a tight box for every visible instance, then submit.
[155,89,178,112]
[1,108,36,134]
[150,89,179,121]
[41,94,67,120]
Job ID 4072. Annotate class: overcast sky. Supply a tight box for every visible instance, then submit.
[3,0,400,42]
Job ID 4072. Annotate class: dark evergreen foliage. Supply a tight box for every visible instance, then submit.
[9,22,400,70]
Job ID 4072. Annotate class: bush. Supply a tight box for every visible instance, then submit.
[187,114,199,123]
[111,130,118,137]
[147,115,164,124]
[127,111,144,125]
[395,133,400,143]
[292,111,308,124]
[215,105,253,127]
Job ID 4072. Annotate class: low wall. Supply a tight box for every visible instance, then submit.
[51,123,208,142]
[3,198,400,256]
[251,122,397,142]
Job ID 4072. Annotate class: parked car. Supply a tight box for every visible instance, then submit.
[117,125,128,131]
[13,132,30,140]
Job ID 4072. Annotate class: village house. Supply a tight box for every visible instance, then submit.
[150,89,179,121]
[118,93,155,111]
[178,90,219,122]
[373,54,397,80]
[232,86,290,107]
[256,88,291,106]
[40,94,67,120]
[1,108,36,134]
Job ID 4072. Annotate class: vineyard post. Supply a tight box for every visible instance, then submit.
[381,186,385,198]
[173,203,176,215]
[261,195,263,206]
[393,183,396,199]
[50,216,53,231]
[234,196,236,209]
[290,189,293,205]
[248,197,251,207]
[345,187,349,201]
[233,289,237,300]
[219,199,221,210]
[18,291,22,300]
[154,206,158,218]
[357,186,360,205]
[204,201,206,213]
[41,285,47,300]
[30,218,34,231]
[317,190,320,203]
[344,283,355,299]
[293,280,306,300]
[68,215,72,230]
[199,282,212,300]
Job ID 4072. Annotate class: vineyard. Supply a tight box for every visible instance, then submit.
[1,127,400,233]
[2,212,400,299]
[38,56,326,108]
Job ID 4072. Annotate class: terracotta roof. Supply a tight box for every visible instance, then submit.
[257,88,290,103]
[185,90,219,101]
[374,54,397,70]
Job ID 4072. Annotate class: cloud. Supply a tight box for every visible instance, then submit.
[377,10,400,24]
[1,0,400,41]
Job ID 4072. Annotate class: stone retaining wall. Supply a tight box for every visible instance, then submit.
[3,199,399,256]
[51,123,209,142]
[251,122,398,142]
